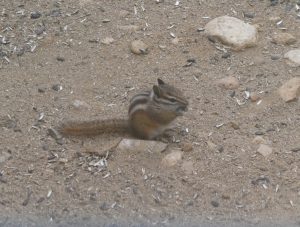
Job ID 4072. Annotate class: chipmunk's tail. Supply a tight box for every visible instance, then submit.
[58,118,129,136]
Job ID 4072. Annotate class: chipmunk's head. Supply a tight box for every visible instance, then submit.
[151,78,188,116]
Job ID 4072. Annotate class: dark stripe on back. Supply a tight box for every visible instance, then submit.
[130,91,150,103]
[128,96,149,114]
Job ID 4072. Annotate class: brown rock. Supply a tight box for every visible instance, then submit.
[217,76,240,89]
[250,93,261,102]
[130,40,149,54]
[181,142,193,152]
[271,33,296,45]
[278,77,300,102]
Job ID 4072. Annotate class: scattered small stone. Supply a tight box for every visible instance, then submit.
[35,26,46,35]
[257,144,273,157]
[52,84,62,91]
[217,76,240,89]
[71,100,90,109]
[181,161,194,174]
[252,136,267,145]
[243,12,255,19]
[269,16,281,23]
[171,37,179,45]
[250,92,261,102]
[38,87,46,93]
[255,131,265,135]
[56,56,65,62]
[291,147,300,152]
[117,139,167,153]
[204,16,258,51]
[0,116,16,129]
[22,189,32,206]
[101,37,115,45]
[229,122,240,130]
[181,142,193,152]
[207,141,223,152]
[251,176,270,185]
[161,150,183,167]
[48,128,63,140]
[211,200,220,207]
[130,40,148,55]
[102,19,110,23]
[119,10,130,18]
[271,33,297,45]
[284,49,300,67]
[222,52,231,59]
[270,0,278,6]
[221,194,230,200]
[0,151,12,164]
[278,77,300,102]
[270,54,281,60]
[100,202,110,210]
[30,11,42,19]
[88,39,99,43]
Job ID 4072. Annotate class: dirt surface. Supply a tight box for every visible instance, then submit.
[1,0,300,226]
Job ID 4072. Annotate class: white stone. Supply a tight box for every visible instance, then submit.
[71,100,90,109]
[101,37,115,45]
[284,49,300,67]
[116,139,167,153]
[205,16,258,51]
[161,150,183,167]
[278,77,300,102]
[257,144,272,157]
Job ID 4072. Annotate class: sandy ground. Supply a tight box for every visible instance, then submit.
[0,0,300,226]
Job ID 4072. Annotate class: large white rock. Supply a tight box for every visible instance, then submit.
[205,16,258,51]
[278,77,300,102]
[284,49,300,67]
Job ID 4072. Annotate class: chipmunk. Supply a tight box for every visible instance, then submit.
[58,78,188,140]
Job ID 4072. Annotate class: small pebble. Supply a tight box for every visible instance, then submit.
[161,151,183,167]
[181,142,193,152]
[222,52,231,59]
[56,56,65,62]
[271,54,281,60]
[250,93,261,102]
[257,144,273,157]
[102,19,110,23]
[217,76,240,89]
[130,40,148,55]
[52,84,62,91]
[48,128,62,140]
[101,37,114,45]
[243,12,255,19]
[38,88,46,93]
[211,200,220,207]
[100,202,110,210]
[291,147,300,152]
[30,11,42,19]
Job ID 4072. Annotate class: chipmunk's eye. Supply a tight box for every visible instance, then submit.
[169,98,177,103]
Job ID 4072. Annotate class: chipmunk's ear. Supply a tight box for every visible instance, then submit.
[157,78,165,85]
[153,85,161,97]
